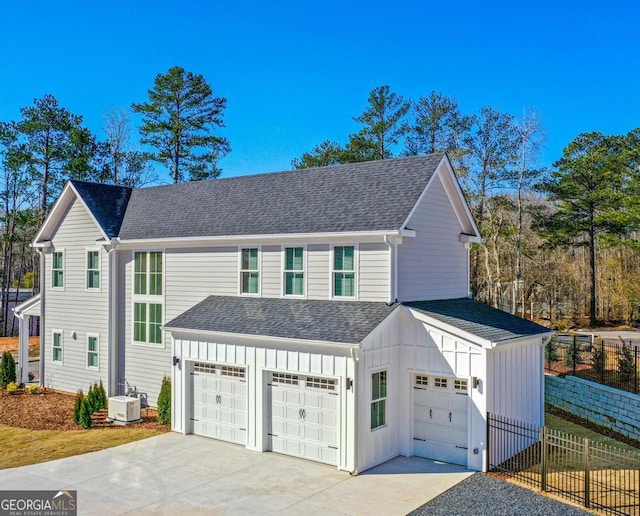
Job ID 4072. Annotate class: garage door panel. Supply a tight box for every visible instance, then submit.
[268,373,338,466]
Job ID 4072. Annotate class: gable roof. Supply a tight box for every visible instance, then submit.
[69,181,132,238]
[164,295,398,345]
[404,298,551,345]
[118,153,446,240]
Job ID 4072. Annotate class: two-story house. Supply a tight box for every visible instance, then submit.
[16,153,551,473]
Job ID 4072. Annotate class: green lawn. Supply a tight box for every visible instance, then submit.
[0,425,165,469]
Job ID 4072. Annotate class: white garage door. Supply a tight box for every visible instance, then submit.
[413,375,468,466]
[268,372,339,465]
[192,362,247,445]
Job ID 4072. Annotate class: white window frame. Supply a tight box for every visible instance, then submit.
[87,333,99,371]
[52,330,63,365]
[85,248,101,291]
[281,245,307,298]
[238,246,261,296]
[330,244,358,300]
[371,368,387,430]
[131,250,165,348]
[51,249,65,290]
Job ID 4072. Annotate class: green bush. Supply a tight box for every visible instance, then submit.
[73,390,85,425]
[618,344,635,383]
[545,339,560,365]
[27,385,39,395]
[97,379,107,410]
[157,376,171,425]
[6,381,18,394]
[0,352,17,389]
[591,340,606,376]
[79,398,93,429]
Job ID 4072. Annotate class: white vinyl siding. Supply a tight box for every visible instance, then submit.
[307,244,330,299]
[397,173,469,301]
[43,197,109,394]
[52,251,64,289]
[87,334,99,370]
[52,331,63,364]
[86,249,100,290]
[132,251,164,346]
[358,243,389,302]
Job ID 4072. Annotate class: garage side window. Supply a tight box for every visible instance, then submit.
[52,251,64,289]
[133,251,163,345]
[371,370,387,429]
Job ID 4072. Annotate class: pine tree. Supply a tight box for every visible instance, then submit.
[545,339,560,367]
[591,340,606,376]
[98,379,107,410]
[0,352,16,388]
[79,398,93,429]
[618,344,635,383]
[73,390,85,425]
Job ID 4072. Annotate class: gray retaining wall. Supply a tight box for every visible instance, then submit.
[545,374,640,441]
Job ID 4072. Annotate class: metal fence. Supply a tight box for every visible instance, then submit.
[488,413,640,515]
[545,334,640,395]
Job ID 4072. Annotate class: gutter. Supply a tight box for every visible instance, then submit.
[37,248,45,387]
[383,235,399,305]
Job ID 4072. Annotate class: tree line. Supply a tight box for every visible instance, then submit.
[1,69,639,335]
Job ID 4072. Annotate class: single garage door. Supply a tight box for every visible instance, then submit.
[413,375,468,465]
[192,362,247,445]
[268,372,339,465]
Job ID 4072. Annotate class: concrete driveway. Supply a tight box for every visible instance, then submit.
[0,433,472,515]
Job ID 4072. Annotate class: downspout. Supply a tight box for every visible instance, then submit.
[37,249,45,387]
[350,347,360,474]
[383,235,398,304]
[541,335,552,426]
[107,241,119,397]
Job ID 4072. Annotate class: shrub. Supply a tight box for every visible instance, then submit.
[545,339,559,366]
[564,337,582,369]
[0,352,17,389]
[73,390,85,425]
[27,385,39,395]
[79,398,93,429]
[98,379,107,410]
[618,344,635,383]
[87,384,96,412]
[591,340,606,376]
[6,381,18,394]
[157,376,171,425]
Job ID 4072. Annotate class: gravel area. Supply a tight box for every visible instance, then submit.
[409,473,593,515]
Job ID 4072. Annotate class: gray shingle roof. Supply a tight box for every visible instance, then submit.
[70,181,132,238]
[164,295,398,344]
[119,154,444,239]
[404,298,551,343]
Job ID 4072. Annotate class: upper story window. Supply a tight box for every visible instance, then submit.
[52,251,64,289]
[284,247,304,296]
[240,248,259,295]
[333,245,355,298]
[133,251,163,346]
[86,250,100,290]
[87,334,99,370]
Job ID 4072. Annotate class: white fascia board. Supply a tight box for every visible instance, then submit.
[12,293,41,318]
[459,233,482,244]
[439,157,481,239]
[398,160,440,231]
[359,305,402,346]
[33,182,109,245]
[162,326,361,349]
[117,230,403,249]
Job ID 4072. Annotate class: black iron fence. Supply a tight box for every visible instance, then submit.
[545,334,640,395]
[488,412,640,515]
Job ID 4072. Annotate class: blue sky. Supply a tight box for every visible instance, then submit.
[1,0,639,181]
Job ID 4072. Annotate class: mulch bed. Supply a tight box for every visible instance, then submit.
[0,388,169,432]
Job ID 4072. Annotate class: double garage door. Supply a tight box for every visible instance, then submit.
[413,374,469,466]
[192,364,339,465]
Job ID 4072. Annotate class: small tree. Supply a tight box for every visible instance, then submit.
[73,390,85,425]
[591,340,606,376]
[79,398,93,429]
[0,352,17,388]
[98,379,107,410]
[564,337,582,369]
[157,376,171,425]
[87,384,96,412]
[545,338,560,367]
[618,344,635,383]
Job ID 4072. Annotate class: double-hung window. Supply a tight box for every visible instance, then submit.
[87,334,99,370]
[86,250,100,290]
[133,251,163,345]
[284,247,304,296]
[371,370,387,429]
[52,251,64,289]
[52,331,63,364]
[333,245,355,298]
[240,248,259,295]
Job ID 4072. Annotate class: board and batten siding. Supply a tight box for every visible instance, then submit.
[44,197,109,393]
[171,332,357,472]
[397,173,469,301]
